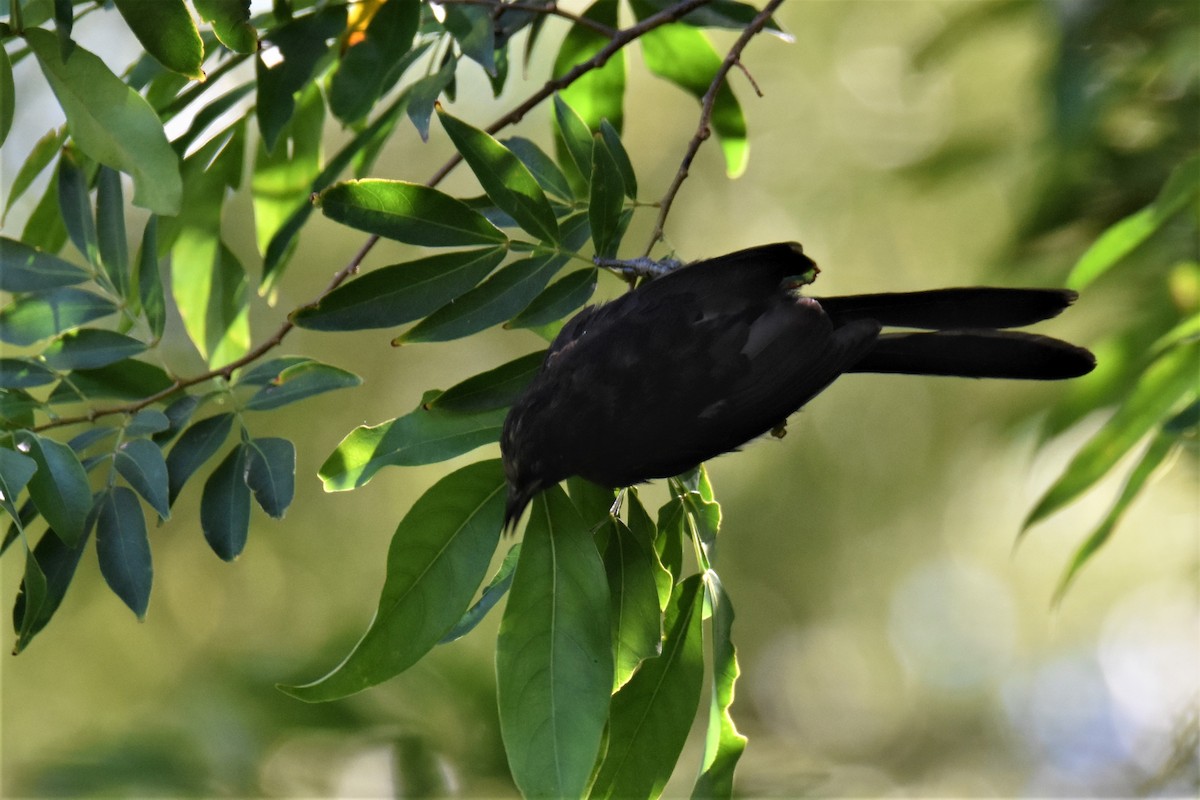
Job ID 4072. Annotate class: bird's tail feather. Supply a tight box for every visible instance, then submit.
[849,331,1096,380]
[818,288,1077,330]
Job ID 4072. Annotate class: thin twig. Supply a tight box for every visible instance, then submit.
[642,0,785,256]
[435,0,618,37]
[32,0,717,432]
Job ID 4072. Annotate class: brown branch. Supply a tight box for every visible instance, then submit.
[32,0,718,433]
[642,0,785,256]
[435,0,618,37]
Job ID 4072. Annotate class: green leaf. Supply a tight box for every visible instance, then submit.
[438,107,560,243]
[13,525,89,652]
[3,127,66,223]
[637,22,748,178]
[57,146,98,265]
[1069,155,1200,290]
[604,517,665,690]
[193,0,258,53]
[20,169,69,255]
[26,28,182,215]
[628,490,672,610]
[200,443,251,561]
[693,573,747,799]
[590,135,625,259]
[136,217,165,339]
[17,431,92,547]
[599,119,637,199]
[281,459,505,701]
[152,395,200,446]
[502,136,574,200]
[291,247,506,331]
[95,486,153,618]
[114,438,171,520]
[0,448,39,521]
[244,361,361,411]
[0,236,90,292]
[170,81,255,156]
[255,6,346,152]
[442,3,495,75]
[0,358,56,389]
[507,269,597,330]
[47,359,173,403]
[252,82,324,264]
[318,404,507,491]
[497,484,612,800]
[244,437,295,519]
[328,0,418,124]
[405,53,457,141]
[95,166,130,296]
[15,539,48,648]
[553,94,595,183]
[592,574,705,799]
[1024,339,1200,530]
[440,541,521,644]
[0,45,13,147]
[428,350,545,413]
[0,288,116,346]
[395,252,569,344]
[166,412,235,505]
[112,0,204,80]
[655,494,686,588]
[319,179,508,247]
[40,329,146,370]
[125,409,171,437]
[553,0,624,132]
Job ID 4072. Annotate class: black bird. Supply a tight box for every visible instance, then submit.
[500,242,1095,528]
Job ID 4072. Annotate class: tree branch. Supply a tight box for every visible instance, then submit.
[642,0,785,256]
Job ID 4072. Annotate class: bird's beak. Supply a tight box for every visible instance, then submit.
[503,488,531,534]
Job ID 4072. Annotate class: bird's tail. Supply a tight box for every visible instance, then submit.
[818,287,1094,380]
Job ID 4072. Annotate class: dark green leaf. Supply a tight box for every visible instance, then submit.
[0,448,39,521]
[53,0,74,59]
[438,107,560,243]
[152,394,200,446]
[592,574,705,799]
[600,119,637,199]
[112,0,204,79]
[114,438,170,519]
[497,484,611,799]
[502,136,574,200]
[125,409,171,437]
[0,359,56,389]
[291,247,506,331]
[244,361,361,411]
[328,0,418,124]
[1025,339,1200,530]
[95,165,130,296]
[136,216,165,339]
[442,3,495,75]
[0,236,90,292]
[48,359,173,403]
[0,288,115,346]
[319,179,507,247]
[244,437,295,519]
[95,486,152,617]
[507,269,597,330]
[193,0,258,53]
[440,541,521,644]
[235,356,313,386]
[57,146,98,265]
[590,135,625,258]
[27,28,182,215]
[428,350,545,413]
[68,426,118,455]
[200,444,250,561]
[13,525,89,652]
[693,573,747,799]
[0,389,39,429]
[281,459,505,701]
[41,329,146,370]
[3,127,66,223]
[16,431,92,546]
[0,45,13,147]
[255,6,346,152]
[406,55,458,141]
[15,540,48,648]
[628,490,672,609]
[637,22,748,177]
[166,412,235,505]
[319,404,507,491]
[605,517,665,690]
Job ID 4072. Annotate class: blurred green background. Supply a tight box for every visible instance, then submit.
[2,1,1197,797]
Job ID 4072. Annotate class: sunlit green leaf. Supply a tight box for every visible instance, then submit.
[604,517,665,690]
[244,437,295,519]
[27,28,182,215]
[553,94,595,183]
[291,247,506,331]
[693,572,747,799]
[3,128,66,223]
[319,179,508,247]
[252,83,324,263]
[282,460,505,701]
[193,0,259,53]
[0,288,115,347]
[201,444,251,561]
[592,574,705,799]
[553,0,624,134]
[95,486,152,618]
[244,361,361,411]
[497,484,611,799]
[112,0,204,79]
[115,438,171,519]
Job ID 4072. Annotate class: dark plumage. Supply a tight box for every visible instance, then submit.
[500,242,1095,528]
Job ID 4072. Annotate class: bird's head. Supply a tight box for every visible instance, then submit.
[500,398,559,532]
